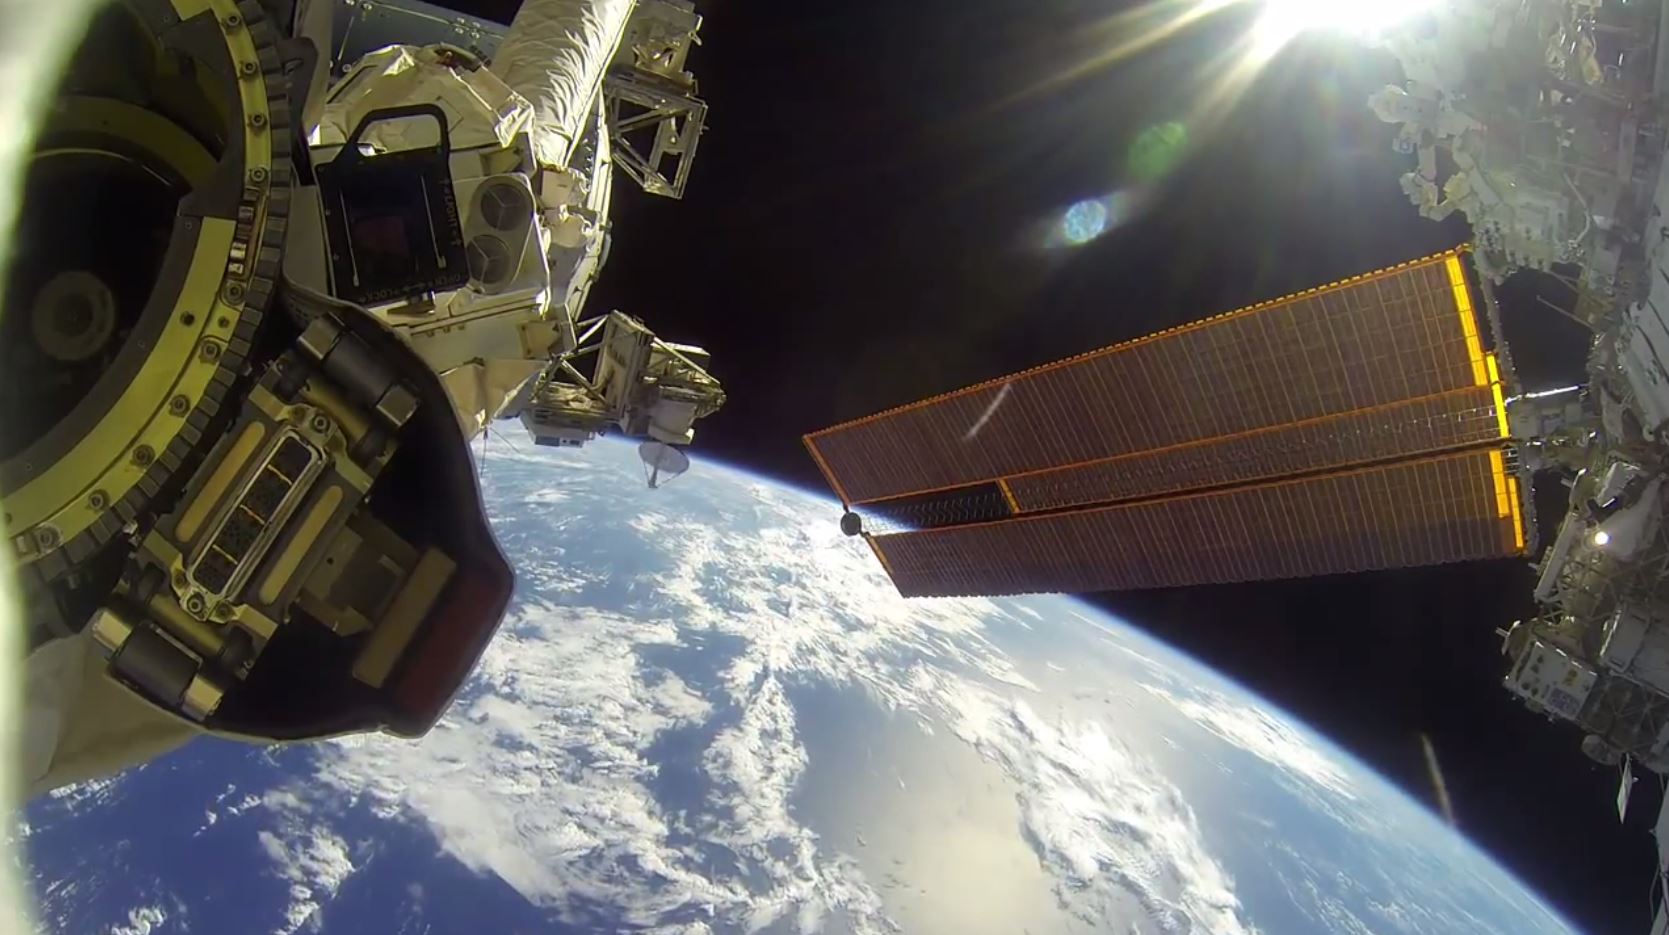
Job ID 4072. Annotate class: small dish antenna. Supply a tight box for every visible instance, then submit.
[639,441,691,489]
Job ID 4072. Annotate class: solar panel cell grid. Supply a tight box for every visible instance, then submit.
[807,253,1488,506]
[1006,385,1502,512]
[874,449,1520,597]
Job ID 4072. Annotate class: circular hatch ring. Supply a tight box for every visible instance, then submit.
[1,0,295,589]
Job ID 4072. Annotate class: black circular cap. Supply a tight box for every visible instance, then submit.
[476,178,533,232]
[466,234,512,289]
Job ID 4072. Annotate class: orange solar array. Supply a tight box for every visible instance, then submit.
[1004,385,1502,512]
[872,449,1522,597]
[806,252,1490,507]
[804,250,1528,597]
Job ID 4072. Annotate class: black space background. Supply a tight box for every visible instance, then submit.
[449,0,1658,930]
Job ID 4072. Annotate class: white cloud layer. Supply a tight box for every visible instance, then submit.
[25,444,1567,935]
[108,904,168,935]
[253,449,1260,934]
[1140,683,1359,805]
[256,816,355,934]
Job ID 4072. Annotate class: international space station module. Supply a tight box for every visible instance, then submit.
[4,0,723,793]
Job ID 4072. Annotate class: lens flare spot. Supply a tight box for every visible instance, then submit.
[1129,121,1189,183]
[1060,199,1111,246]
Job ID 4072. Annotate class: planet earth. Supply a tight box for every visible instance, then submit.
[17,438,1578,934]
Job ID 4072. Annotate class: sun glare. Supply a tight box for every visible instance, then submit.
[1253,0,1439,51]
[1024,0,1439,252]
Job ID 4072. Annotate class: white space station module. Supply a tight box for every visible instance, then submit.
[1,0,721,792]
[1365,0,1669,776]
[285,0,722,449]
[1370,7,1669,922]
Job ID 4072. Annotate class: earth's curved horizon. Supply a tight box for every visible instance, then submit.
[18,438,1579,934]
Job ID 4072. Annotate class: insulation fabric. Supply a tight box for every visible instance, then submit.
[491,0,634,168]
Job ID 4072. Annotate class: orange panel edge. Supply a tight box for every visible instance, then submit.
[865,534,901,588]
[1507,475,1527,553]
[997,478,1021,514]
[1445,254,1489,386]
[1488,449,1511,519]
[1486,354,1510,438]
[802,434,852,507]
